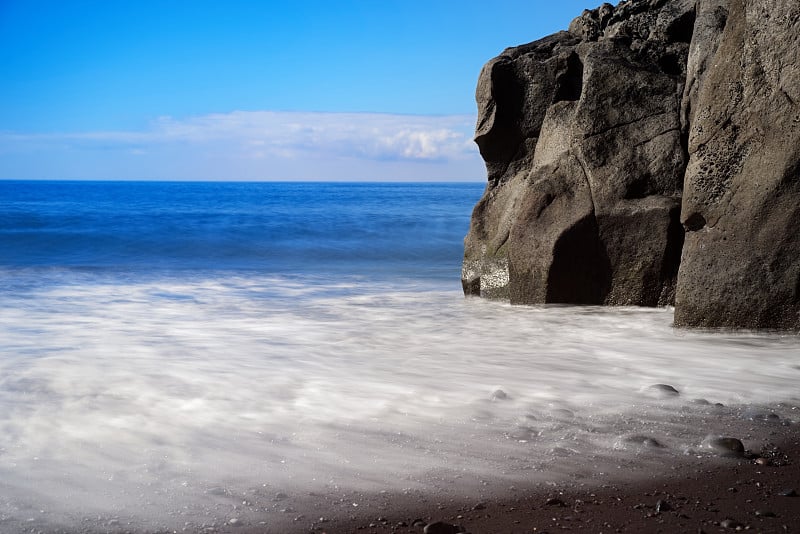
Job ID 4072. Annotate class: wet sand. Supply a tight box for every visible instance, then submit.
[238,414,799,534]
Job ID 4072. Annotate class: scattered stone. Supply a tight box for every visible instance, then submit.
[471,502,486,511]
[702,436,746,458]
[491,389,508,400]
[745,411,781,423]
[754,510,776,517]
[655,500,672,513]
[692,398,711,405]
[720,518,743,529]
[754,457,772,466]
[778,489,798,497]
[423,520,462,534]
[396,521,408,527]
[545,497,566,507]
[274,492,289,500]
[412,518,427,527]
[648,384,680,397]
[227,518,241,527]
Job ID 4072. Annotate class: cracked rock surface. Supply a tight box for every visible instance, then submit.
[463,0,800,328]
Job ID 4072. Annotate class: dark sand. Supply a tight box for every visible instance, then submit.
[238,417,800,534]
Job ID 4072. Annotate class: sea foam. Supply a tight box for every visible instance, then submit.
[0,271,797,531]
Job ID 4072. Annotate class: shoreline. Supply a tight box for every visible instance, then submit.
[234,412,800,534]
[7,401,798,533]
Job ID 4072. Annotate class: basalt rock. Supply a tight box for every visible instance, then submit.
[674,0,800,329]
[463,0,800,329]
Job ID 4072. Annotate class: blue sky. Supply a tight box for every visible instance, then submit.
[0,1,593,181]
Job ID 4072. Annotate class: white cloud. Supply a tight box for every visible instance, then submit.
[0,111,485,181]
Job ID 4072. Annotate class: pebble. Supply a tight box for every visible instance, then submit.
[412,518,427,527]
[702,436,745,458]
[647,384,680,397]
[471,502,486,511]
[227,518,241,527]
[745,411,781,423]
[545,497,566,507]
[423,520,462,534]
[754,457,772,466]
[491,389,508,400]
[778,488,798,497]
[550,408,574,419]
[720,518,743,529]
[754,510,776,517]
[655,499,672,513]
[692,398,711,405]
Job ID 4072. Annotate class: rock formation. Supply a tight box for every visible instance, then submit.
[463,0,800,329]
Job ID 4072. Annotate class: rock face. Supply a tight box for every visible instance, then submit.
[463,0,800,329]
[675,0,800,328]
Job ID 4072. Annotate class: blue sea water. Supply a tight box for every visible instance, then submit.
[0,180,483,281]
[0,180,799,532]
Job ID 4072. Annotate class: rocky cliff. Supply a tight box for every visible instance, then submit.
[462,0,800,329]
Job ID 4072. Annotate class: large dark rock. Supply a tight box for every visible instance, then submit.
[674,0,800,328]
[464,0,693,306]
[463,0,800,329]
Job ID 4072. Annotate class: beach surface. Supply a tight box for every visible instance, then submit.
[238,417,800,534]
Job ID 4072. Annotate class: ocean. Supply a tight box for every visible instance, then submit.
[0,180,798,532]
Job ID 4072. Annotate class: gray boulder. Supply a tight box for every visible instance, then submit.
[675,0,800,328]
[464,0,694,306]
[463,0,800,329]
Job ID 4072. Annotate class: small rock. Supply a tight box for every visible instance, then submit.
[274,492,289,501]
[655,499,672,513]
[491,389,508,400]
[778,489,798,497]
[754,457,772,466]
[423,521,462,534]
[412,518,427,527]
[745,411,781,423]
[396,521,408,527]
[702,436,745,458]
[550,408,574,419]
[692,398,711,405]
[471,502,486,511]
[754,510,776,517]
[647,384,680,397]
[545,497,566,507]
[228,518,241,527]
[720,518,743,529]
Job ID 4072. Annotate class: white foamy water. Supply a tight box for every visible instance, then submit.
[0,272,798,532]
